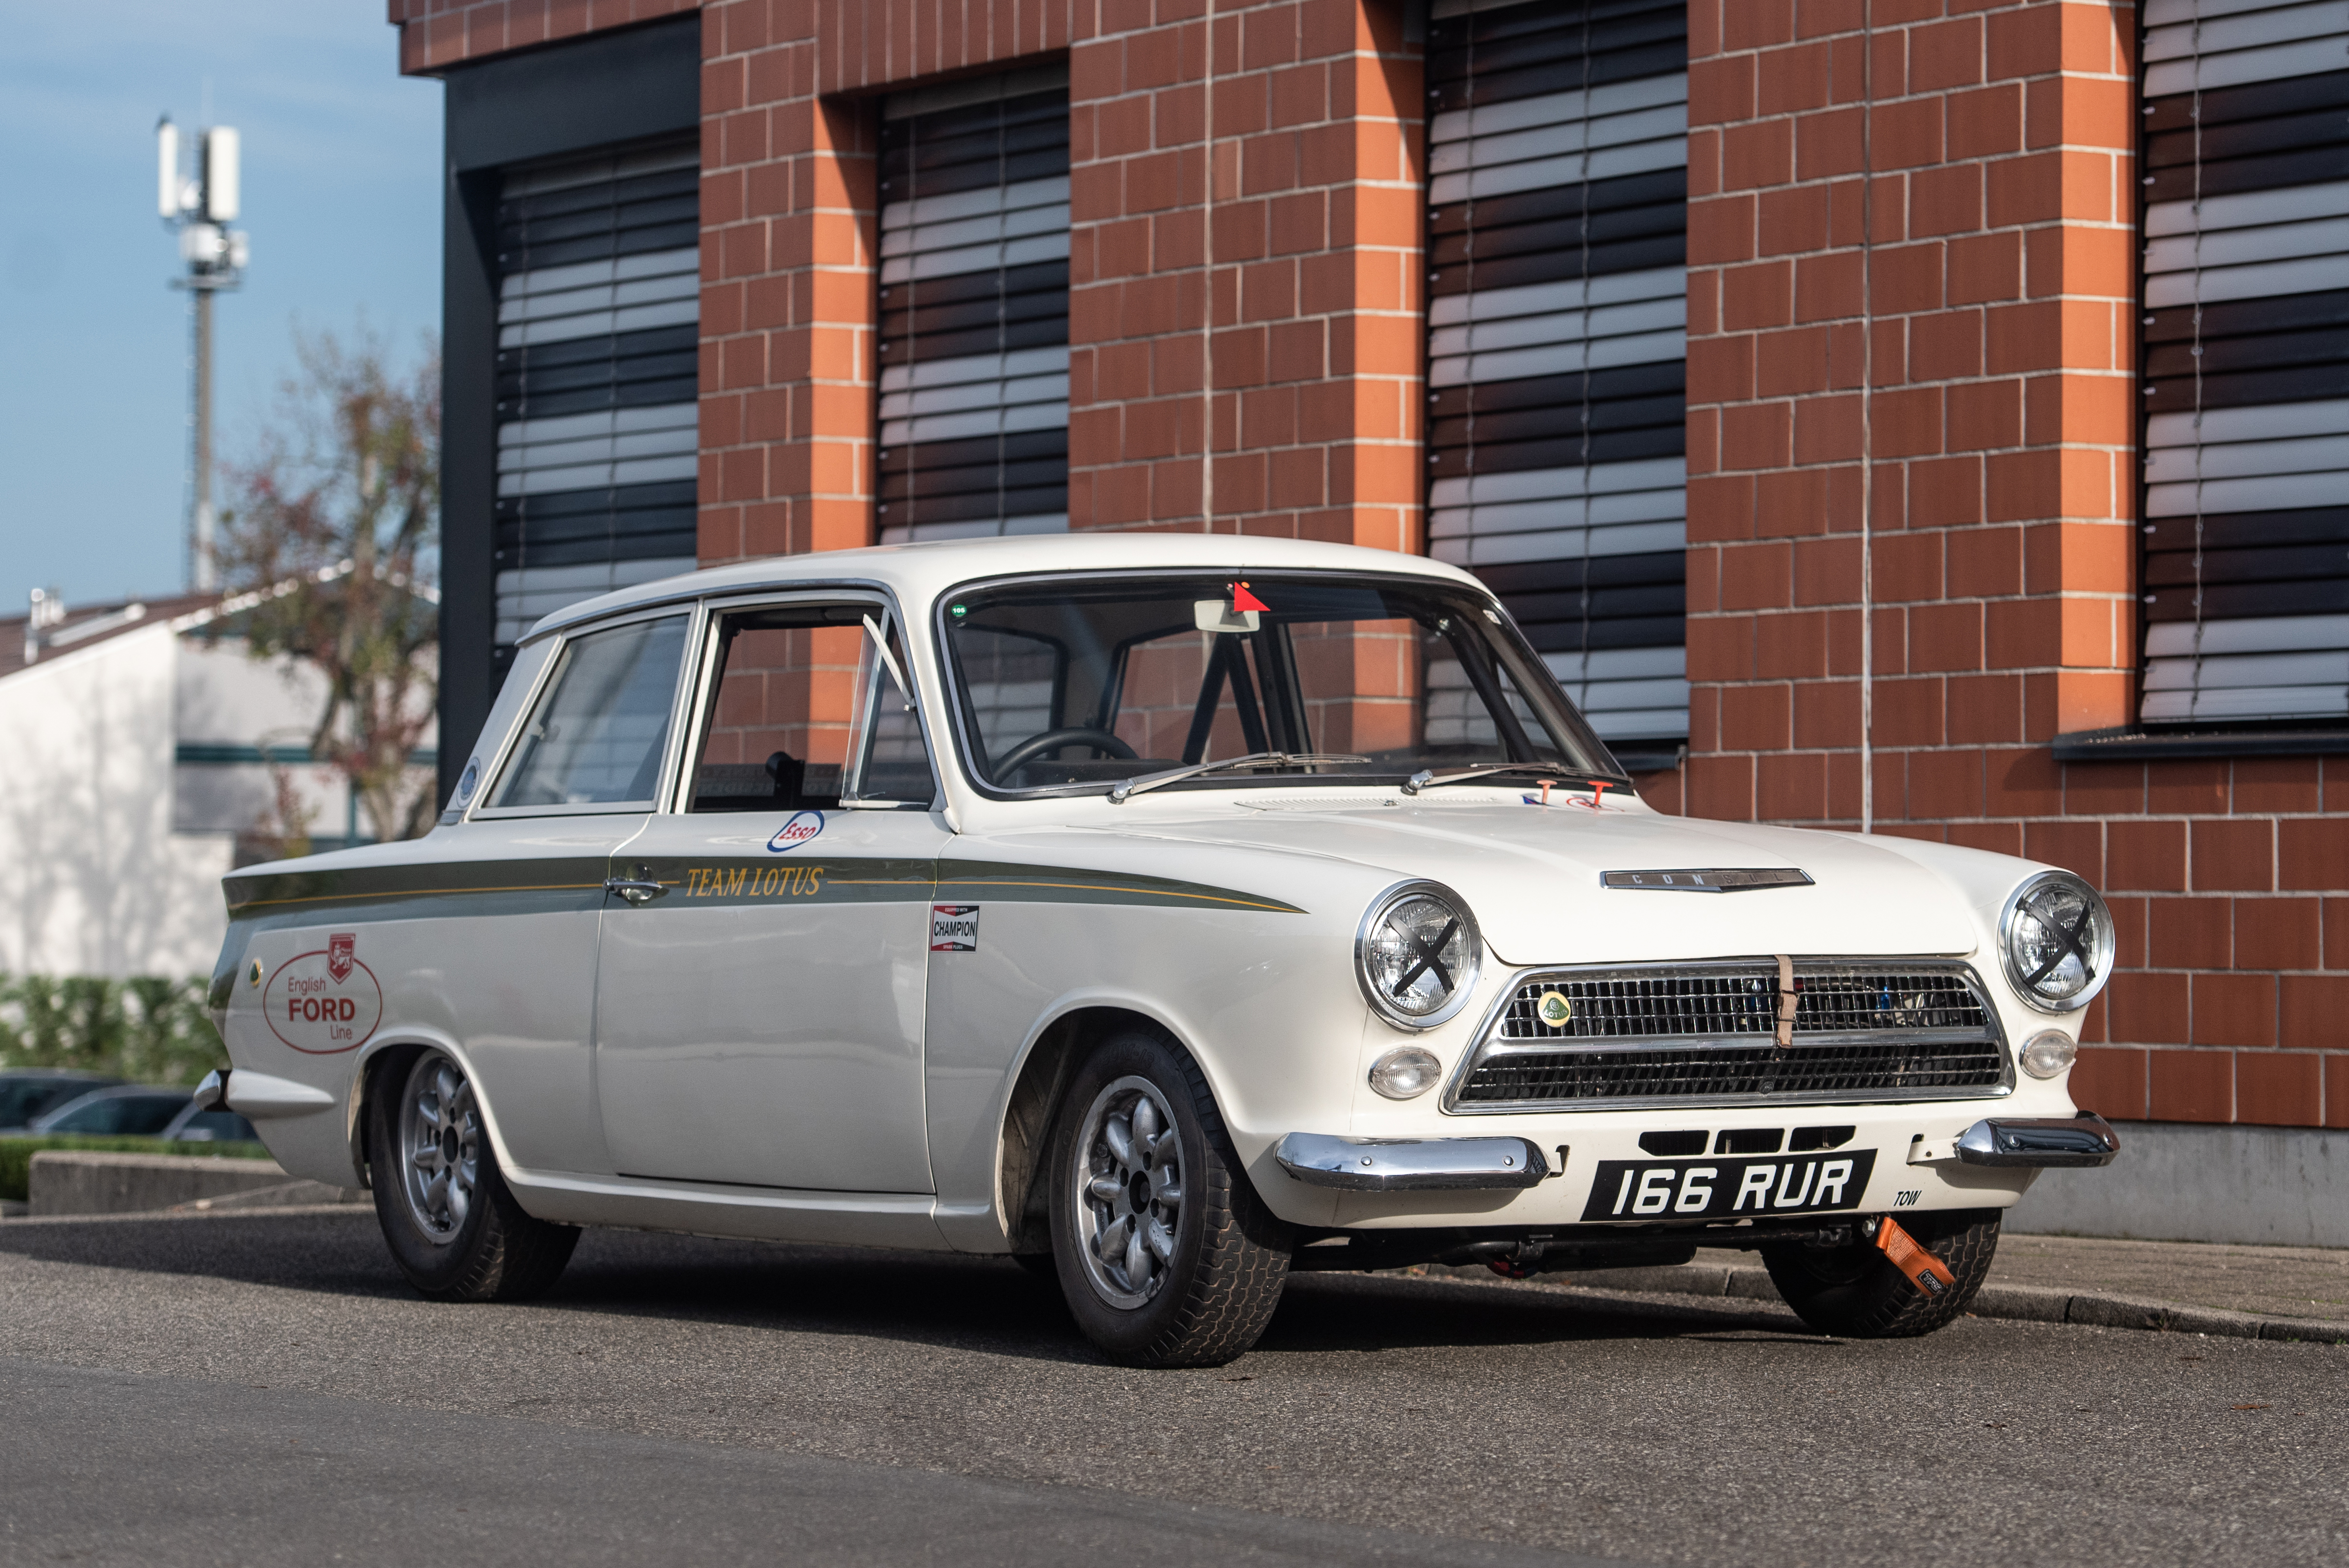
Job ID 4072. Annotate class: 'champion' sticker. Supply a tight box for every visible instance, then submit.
[767,810,824,852]
[930,905,980,951]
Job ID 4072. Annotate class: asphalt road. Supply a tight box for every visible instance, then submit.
[1,1211,2343,1567]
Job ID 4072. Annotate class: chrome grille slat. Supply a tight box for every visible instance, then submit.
[1450,962,2009,1111]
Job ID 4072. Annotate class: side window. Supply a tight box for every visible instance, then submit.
[846,617,936,808]
[687,604,866,813]
[490,616,690,810]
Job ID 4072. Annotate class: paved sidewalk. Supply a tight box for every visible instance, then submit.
[1511,1230,2349,1344]
[1969,1233,2349,1325]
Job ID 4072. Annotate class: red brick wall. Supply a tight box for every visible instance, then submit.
[1069,0,1422,548]
[388,0,699,73]
[1684,0,2340,1133]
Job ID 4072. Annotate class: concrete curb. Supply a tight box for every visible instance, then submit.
[1558,1261,2349,1346]
[0,1203,371,1227]
[26,1152,363,1218]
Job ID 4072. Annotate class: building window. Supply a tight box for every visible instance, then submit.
[2138,2,2349,728]
[1424,0,1689,768]
[491,137,701,679]
[876,66,1071,544]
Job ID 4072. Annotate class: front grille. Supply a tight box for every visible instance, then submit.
[1451,963,2009,1110]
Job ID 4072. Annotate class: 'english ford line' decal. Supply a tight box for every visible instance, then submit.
[262,933,383,1053]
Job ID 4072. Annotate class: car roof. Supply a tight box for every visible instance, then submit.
[49,1085,187,1102]
[521,533,1485,644]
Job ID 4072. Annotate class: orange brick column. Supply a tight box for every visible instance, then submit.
[1069,0,1422,546]
[698,2,882,565]
[1684,0,2137,831]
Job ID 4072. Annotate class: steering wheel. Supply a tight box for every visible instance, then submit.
[993,726,1139,778]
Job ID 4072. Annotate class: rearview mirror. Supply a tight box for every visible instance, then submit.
[1193,600,1260,635]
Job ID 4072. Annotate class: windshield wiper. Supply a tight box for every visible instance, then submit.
[1107,752,1371,804]
[1400,763,1619,794]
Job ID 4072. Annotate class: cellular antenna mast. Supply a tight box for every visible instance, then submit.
[157,113,249,593]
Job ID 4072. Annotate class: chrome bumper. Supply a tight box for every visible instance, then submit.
[191,1068,334,1120]
[1274,1132,1549,1191]
[1956,1112,2121,1168]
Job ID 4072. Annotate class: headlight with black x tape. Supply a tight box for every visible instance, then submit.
[2000,870,2115,1015]
[1356,880,1481,1030]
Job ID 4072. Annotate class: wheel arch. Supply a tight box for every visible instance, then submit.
[994,1002,1231,1255]
[345,1031,523,1195]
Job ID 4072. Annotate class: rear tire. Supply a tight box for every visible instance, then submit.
[367,1049,578,1302]
[1047,1028,1291,1367]
[1761,1209,1999,1338]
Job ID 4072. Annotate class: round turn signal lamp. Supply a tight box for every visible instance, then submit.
[1368,1046,1444,1100]
[2019,1030,2077,1080]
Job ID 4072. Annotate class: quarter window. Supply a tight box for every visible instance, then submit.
[491,615,690,809]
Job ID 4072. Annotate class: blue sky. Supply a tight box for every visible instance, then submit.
[0,2,442,610]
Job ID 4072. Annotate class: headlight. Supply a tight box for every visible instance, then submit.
[2000,870,2115,1014]
[1356,880,1481,1030]
[2019,1030,2077,1080]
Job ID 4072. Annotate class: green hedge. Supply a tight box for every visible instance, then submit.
[0,975,225,1086]
[0,1136,273,1202]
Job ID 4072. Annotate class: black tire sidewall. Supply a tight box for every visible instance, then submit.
[367,1050,501,1297]
[1764,1209,2000,1338]
[1047,1032,1230,1360]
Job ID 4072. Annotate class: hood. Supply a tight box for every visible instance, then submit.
[1097,796,1982,965]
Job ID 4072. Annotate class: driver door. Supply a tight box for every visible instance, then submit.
[590,598,946,1193]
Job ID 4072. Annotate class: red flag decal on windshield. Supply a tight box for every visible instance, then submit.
[1230,582,1269,613]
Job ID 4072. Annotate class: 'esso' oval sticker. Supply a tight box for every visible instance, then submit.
[767,810,824,853]
[261,933,383,1054]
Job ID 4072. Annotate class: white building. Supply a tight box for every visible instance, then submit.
[0,589,432,978]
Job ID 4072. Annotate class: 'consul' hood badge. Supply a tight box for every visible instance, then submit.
[1601,868,1814,893]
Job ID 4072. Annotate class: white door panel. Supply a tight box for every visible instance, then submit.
[591,809,947,1192]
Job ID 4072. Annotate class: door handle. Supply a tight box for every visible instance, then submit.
[605,878,668,905]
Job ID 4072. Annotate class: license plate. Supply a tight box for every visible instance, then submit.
[1580,1150,1878,1222]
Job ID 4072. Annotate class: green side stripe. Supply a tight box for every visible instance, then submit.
[223,854,1305,925]
[935,860,1305,914]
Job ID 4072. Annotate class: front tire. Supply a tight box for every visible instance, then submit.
[367,1049,578,1302]
[1761,1209,2000,1338]
[1047,1029,1291,1367]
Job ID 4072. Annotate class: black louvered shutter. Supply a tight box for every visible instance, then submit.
[1426,0,1689,766]
[491,136,700,678]
[2139,1,2349,726]
[877,68,1072,543]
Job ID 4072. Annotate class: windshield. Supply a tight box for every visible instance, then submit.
[937,572,1625,795]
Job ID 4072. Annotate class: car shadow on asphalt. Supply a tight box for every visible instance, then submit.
[0,1212,1829,1364]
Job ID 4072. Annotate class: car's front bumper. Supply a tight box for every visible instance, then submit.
[1953,1112,2120,1167]
[1274,1132,1549,1190]
[1251,1095,2114,1231]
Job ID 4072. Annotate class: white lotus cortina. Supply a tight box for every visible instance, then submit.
[199,534,2120,1366]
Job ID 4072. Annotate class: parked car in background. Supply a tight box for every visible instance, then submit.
[157,1100,258,1144]
[204,534,2120,1367]
[30,1086,193,1138]
[0,1070,128,1134]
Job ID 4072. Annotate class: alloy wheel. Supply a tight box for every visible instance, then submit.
[1070,1075,1186,1309]
[398,1052,480,1245]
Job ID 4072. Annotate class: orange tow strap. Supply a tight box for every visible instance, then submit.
[1874,1217,1957,1297]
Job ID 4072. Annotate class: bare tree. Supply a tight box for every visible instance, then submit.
[217,325,441,844]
